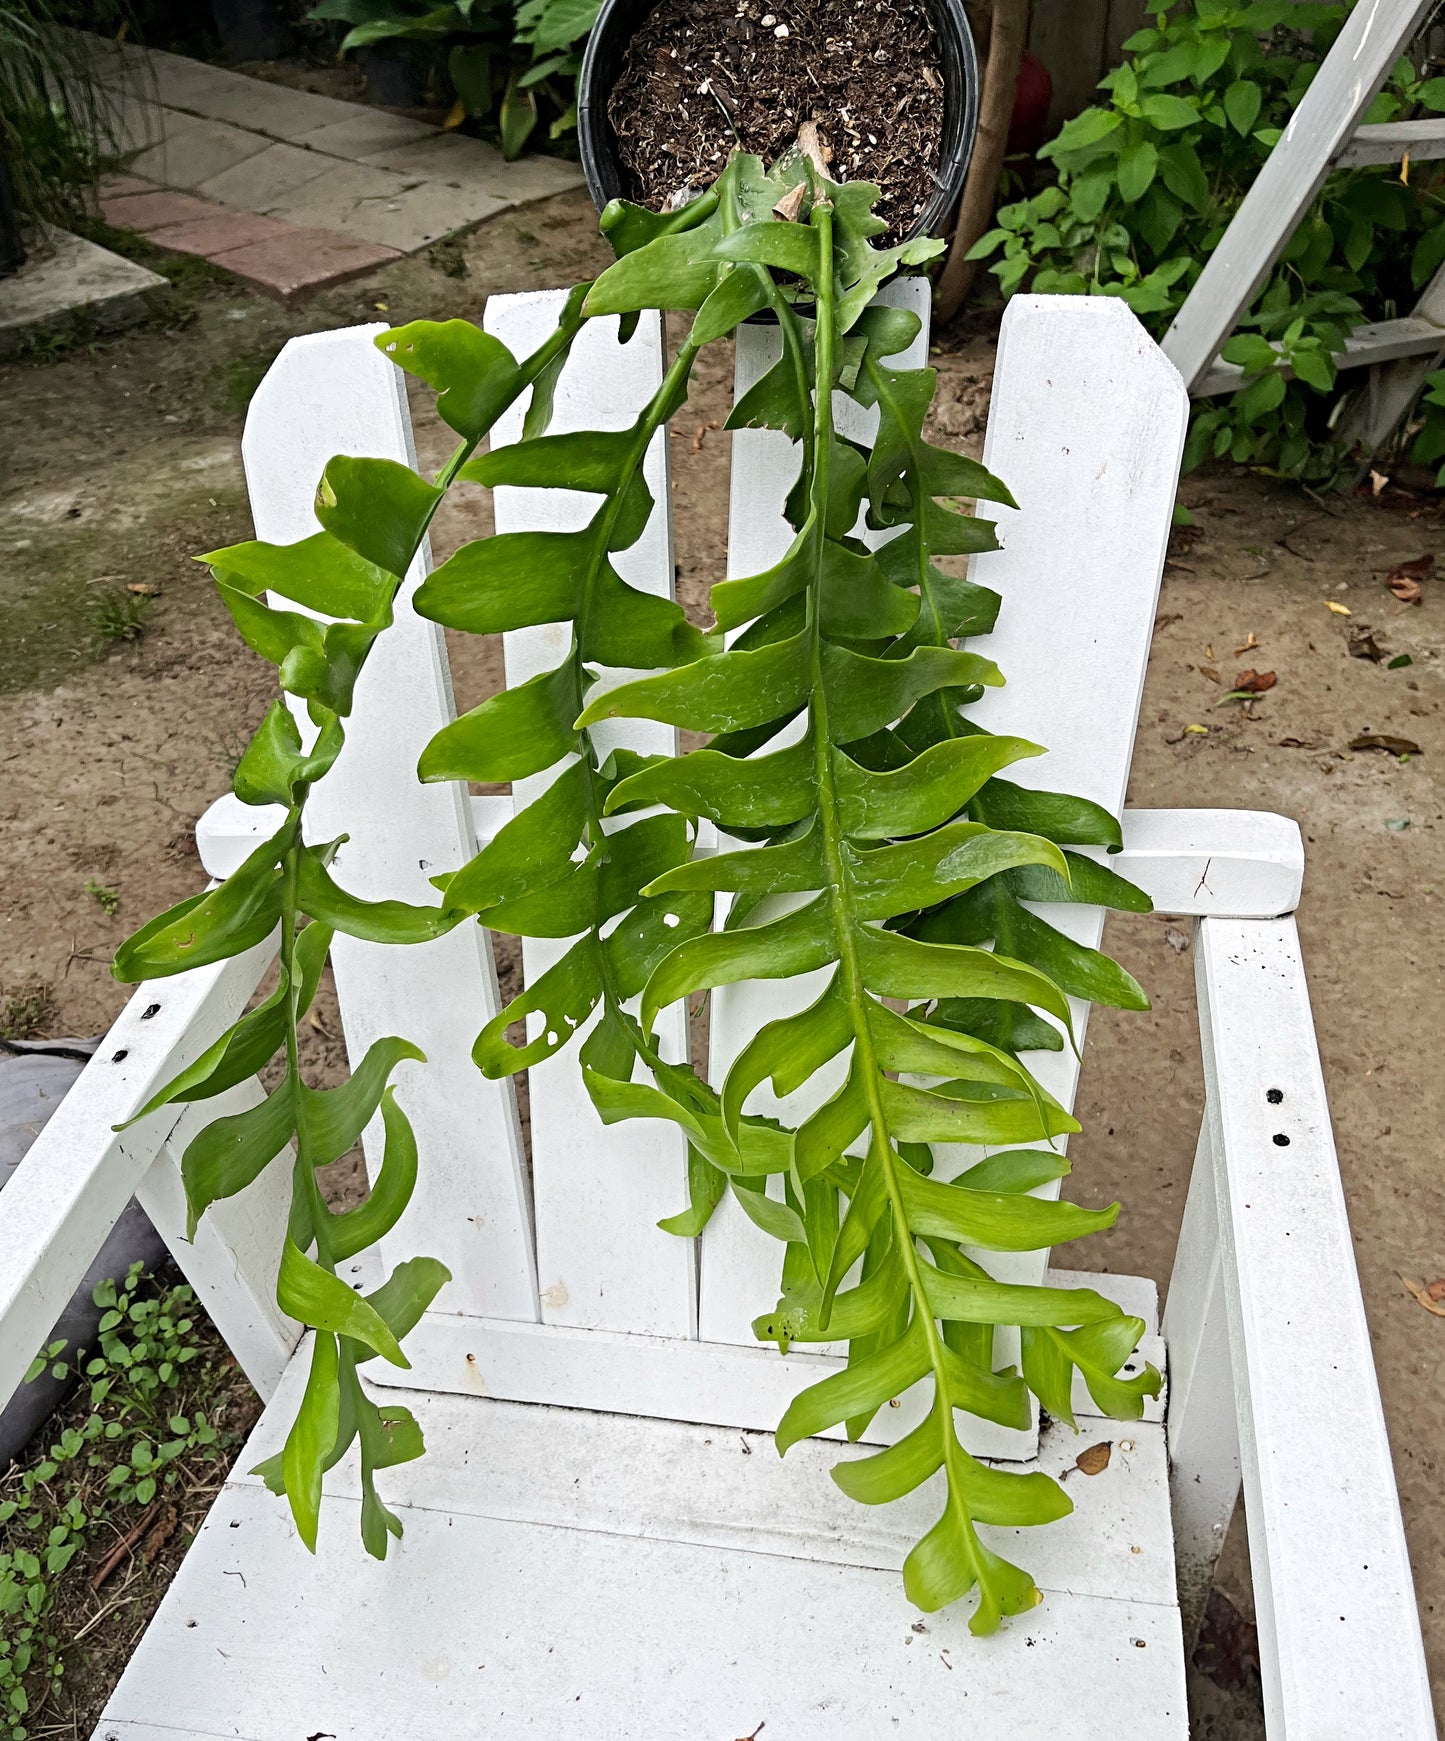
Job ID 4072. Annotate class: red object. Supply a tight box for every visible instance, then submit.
[1008,50,1053,156]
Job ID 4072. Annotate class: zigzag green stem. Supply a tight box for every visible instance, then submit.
[276,322,584,1271]
[804,194,1019,1620]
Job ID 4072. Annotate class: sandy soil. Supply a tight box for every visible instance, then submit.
[2,191,1442,1736]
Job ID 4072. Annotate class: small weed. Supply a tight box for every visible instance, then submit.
[0,986,57,1042]
[89,589,151,657]
[428,237,468,280]
[85,879,119,918]
[0,1266,255,1738]
[215,352,275,418]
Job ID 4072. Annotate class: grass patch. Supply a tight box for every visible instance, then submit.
[89,588,151,658]
[0,987,57,1043]
[0,1265,260,1740]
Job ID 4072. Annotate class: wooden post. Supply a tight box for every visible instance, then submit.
[934,0,1029,322]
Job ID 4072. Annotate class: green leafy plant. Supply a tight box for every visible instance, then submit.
[1409,365,1445,478]
[0,984,56,1041]
[308,0,597,157]
[119,143,1161,1630]
[1,1265,245,1740]
[968,0,1445,480]
[89,586,151,655]
[0,0,136,227]
[107,301,590,1558]
[85,877,120,916]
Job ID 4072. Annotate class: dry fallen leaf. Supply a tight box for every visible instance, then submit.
[441,96,466,129]
[1276,735,1321,749]
[1233,632,1259,657]
[1370,469,1389,496]
[1075,1442,1113,1476]
[1199,664,1222,684]
[1401,1275,1445,1318]
[1386,574,1423,605]
[1386,553,1434,586]
[1349,733,1421,758]
[126,582,160,596]
[1234,668,1277,693]
[1325,599,1352,616]
[772,182,807,223]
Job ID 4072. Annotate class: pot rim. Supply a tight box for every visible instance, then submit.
[576,0,979,249]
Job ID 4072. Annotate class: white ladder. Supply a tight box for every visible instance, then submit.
[1161,0,1445,456]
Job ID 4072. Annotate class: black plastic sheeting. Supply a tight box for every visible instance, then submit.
[1,1039,166,1465]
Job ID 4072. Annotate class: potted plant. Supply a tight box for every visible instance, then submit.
[116,132,1160,1631]
[577,0,978,243]
[309,0,599,154]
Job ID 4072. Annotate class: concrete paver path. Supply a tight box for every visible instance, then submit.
[86,36,583,295]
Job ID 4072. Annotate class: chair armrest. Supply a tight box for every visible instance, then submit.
[0,940,276,1412]
[196,793,1304,920]
[1194,916,1434,1738]
[1089,807,1302,916]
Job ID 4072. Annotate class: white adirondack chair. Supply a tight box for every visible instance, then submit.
[1,289,1435,1741]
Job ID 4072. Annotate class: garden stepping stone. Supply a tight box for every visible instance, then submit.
[142,210,296,258]
[125,114,271,190]
[195,142,337,210]
[205,227,401,297]
[79,33,585,292]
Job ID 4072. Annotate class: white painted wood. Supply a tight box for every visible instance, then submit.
[1193,311,1445,398]
[479,290,695,1339]
[969,295,1189,820]
[1161,0,1436,391]
[1161,1115,1240,1645]
[1335,116,1445,168]
[1335,256,1445,458]
[97,1477,1187,1741]
[235,1355,1176,1602]
[243,325,537,1322]
[97,1358,1186,1741]
[200,790,1306,919]
[961,295,1192,1302]
[0,936,275,1411]
[136,1081,301,1399]
[1195,915,1436,1738]
[374,1283,1166,1460]
[1090,806,1302,917]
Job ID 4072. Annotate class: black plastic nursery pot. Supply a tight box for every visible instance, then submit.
[576,0,979,245]
[209,0,288,61]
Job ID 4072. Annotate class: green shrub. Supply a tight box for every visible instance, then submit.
[309,0,599,158]
[968,0,1445,481]
[0,0,134,225]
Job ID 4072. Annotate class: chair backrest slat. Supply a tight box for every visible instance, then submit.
[242,327,538,1321]
[483,294,698,1338]
[700,280,933,1348]
[963,296,1189,1265]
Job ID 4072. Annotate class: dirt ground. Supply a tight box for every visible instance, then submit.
[2,191,1442,1735]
